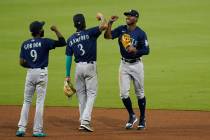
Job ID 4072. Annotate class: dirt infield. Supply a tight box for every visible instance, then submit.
[0,106,210,140]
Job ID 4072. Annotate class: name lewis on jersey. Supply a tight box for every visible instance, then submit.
[69,34,90,46]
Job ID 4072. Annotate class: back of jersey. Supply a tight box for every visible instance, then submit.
[66,26,101,62]
[20,38,55,68]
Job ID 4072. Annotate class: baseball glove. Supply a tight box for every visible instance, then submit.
[64,80,76,98]
[121,34,131,49]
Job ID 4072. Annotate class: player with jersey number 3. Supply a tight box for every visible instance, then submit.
[104,9,150,130]
[65,13,107,132]
[16,21,66,137]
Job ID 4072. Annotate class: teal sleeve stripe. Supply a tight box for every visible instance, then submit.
[66,55,72,77]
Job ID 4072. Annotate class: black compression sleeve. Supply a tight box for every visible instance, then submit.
[54,37,66,47]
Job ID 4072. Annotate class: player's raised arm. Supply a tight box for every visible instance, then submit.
[96,12,108,32]
[104,16,118,39]
[50,25,66,47]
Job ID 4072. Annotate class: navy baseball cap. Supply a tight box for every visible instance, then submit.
[73,14,86,30]
[124,9,139,18]
[29,21,45,33]
[73,14,85,26]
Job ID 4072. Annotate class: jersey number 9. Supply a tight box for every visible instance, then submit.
[30,49,37,62]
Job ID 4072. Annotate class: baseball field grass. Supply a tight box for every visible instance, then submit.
[0,0,210,111]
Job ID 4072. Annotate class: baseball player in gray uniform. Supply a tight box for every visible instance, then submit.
[65,13,107,132]
[16,21,66,137]
[104,10,150,130]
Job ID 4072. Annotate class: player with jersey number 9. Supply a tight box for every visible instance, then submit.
[16,21,66,137]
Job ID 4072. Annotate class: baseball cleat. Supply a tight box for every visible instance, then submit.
[32,132,47,137]
[78,125,85,130]
[137,118,146,130]
[16,130,25,137]
[125,115,138,129]
[80,124,94,132]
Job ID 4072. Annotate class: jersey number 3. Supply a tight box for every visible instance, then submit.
[77,44,85,56]
[30,49,37,62]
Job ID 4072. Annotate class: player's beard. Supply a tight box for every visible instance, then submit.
[40,30,44,37]
[127,21,135,26]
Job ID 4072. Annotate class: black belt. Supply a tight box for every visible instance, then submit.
[76,61,95,64]
[31,67,46,69]
[121,58,140,63]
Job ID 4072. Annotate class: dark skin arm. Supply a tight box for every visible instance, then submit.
[104,16,119,39]
[50,25,63,38]
[127,45,137,53]
[50,25,66,47]
[19,58,29,68]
